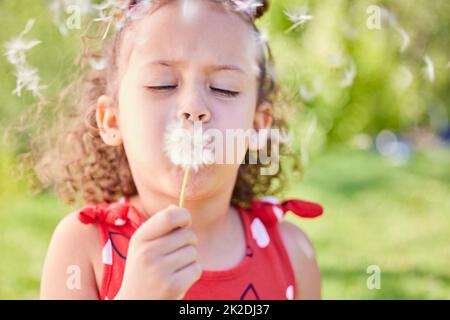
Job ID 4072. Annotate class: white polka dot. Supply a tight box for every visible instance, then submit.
[102,239,113,265]
[286,285,294,300]
[114,218,126,226]
[272,206,284,223]
[250,217,270,248]
[261,196,279,204]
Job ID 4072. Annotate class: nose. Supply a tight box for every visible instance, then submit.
[179,110,210,122]
[177,88,211,123]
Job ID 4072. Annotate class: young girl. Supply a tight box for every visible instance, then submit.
[39,0,323,300]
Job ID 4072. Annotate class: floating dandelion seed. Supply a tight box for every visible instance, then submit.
[4,19,41,66]
[299,77,322,102]
[380,8,410,53]
[423,54,435,83]
[284,6,314,33]
[4,38,41,66]
[399,65,413,88]
[300,113,317,166]
[339,60,357,88]
[93,0,130,38]
[12,66,45,98]
[232,0,264,17]
[299,85,315,102]
[93,0,153,38]
[396,27,410,53]
[4,19,45,97]
[329,54,357,88]
[164,120,215,207]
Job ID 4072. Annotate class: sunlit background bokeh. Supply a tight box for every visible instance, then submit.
[0,0,449,299]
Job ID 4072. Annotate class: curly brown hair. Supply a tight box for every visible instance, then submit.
[30,0,300,208]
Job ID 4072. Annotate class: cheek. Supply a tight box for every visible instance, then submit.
[117,81,169,168]
[211,95,256,163]
[213,94,256,131]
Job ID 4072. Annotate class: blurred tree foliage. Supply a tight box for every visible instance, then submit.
[0,0,448,160]
[257,0,449,156]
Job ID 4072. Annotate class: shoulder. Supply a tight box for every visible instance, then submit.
[50,211,103,260]
[277,221,321,299]
[278,221,316,261]
[53,210,100,238]
[40,211,102,299]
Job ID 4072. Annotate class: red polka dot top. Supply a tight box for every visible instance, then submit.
[78,196,323,300]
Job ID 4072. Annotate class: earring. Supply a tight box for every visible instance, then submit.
[110,133,116,139]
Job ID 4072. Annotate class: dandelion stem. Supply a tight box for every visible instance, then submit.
[178,167,190,207]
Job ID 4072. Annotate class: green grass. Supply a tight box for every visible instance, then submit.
[0,147,449,299]
[285,147,450,299]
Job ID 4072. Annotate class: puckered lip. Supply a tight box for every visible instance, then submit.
[203,135,216,149]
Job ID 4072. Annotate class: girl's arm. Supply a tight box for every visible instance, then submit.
[40,212,101,299]
[278,221,321,300]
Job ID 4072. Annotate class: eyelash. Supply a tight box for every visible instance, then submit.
[146,86,240,97]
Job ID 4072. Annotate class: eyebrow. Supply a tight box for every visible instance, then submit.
[143,59,247,75]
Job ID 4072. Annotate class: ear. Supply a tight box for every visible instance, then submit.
[253,100,273,130]
[249,101,273,151]
[96,95,122,146]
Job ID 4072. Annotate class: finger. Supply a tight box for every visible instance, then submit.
[134,205,192,242]
[149,227,198,256]
[163,244,198,273]
[172,261,202,291]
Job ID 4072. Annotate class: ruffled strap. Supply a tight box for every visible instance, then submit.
[78,197,145,230]
[249,196,323,226]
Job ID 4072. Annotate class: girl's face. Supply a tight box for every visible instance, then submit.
[98,0,271,201]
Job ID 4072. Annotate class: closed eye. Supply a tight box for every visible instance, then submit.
[145,85,239,97]
[210,87,240,97]
[146,85,177,91]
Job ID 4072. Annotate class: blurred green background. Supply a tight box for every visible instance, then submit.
[0,0,449,299]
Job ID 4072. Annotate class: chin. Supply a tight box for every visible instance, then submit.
[165,164,224,201]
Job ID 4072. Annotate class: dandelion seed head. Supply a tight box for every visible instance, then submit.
[164,120,216,172]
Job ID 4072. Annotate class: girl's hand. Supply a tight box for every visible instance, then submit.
[114,205,201,300]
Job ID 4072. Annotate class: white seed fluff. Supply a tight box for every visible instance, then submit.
[164,120,215,172]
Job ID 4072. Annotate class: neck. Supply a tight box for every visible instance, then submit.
[128,185,236,243]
